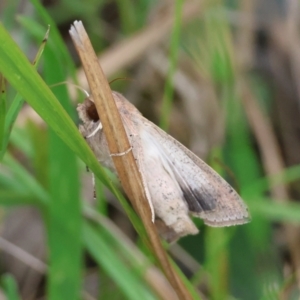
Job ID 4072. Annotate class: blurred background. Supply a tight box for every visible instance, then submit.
[0,0,300,299]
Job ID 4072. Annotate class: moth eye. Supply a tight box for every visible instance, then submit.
[85,98,99,122]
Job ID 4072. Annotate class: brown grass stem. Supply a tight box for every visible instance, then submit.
[69,21,193,300]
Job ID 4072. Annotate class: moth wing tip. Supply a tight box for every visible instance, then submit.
[204,214,251,227]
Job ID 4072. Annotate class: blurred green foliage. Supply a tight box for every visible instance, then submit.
[0,0,300,299]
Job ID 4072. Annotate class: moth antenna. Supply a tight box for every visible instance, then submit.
[110,146,132,157]
[109,77,133,85]
[86,122,102,138]
[50,81,90,97]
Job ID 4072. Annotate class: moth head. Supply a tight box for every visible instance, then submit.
[85,98,99,122]
[77,97,102,139]
[77,97,100,123]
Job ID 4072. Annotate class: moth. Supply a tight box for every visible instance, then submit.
[77,91,250,242]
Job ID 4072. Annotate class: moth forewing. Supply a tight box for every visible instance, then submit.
[77,91,250,242]
[141,121,250,227]
[107,93,201,239]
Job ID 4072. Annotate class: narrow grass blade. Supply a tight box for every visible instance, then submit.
[160,0,184,130]
[0,191,39,206]
[3,153,50,206]
[47,134,82,300]
[243,164,300,198]
[44,42,82,300]
[29,0,76,76]
[84,222,158,300]
[1,274,21,300]
[0,75,6,150]
[250,198,300,223]
[0,26,49,160]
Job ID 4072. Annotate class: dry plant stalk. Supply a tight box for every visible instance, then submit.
[69,21,192,300]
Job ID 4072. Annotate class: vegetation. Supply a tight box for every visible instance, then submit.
[0,0,300,299]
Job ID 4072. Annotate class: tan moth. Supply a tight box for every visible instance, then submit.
[77,92,250,242]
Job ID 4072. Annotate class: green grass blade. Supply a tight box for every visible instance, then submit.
[43,40,82,300]
[116,0,137,34]
[1,274,21,300]
[159,0,183,130]
[243,164,300,198]
[0,191,39,206]
[95,177,108,215]
[0,25,49,160]
[47,136,82,300]
[26,121,49,188]
[0,75,6,150]
[84,222,158,300]
[250,198,300,223]
[3,153,50,206]
[170,261,202,300]
[29,0,76,76]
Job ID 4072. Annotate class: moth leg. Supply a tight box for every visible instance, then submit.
[110,146,132,157]
[92,172,97,200]
[86,122,102,138]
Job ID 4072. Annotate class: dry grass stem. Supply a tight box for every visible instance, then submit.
[69,21,193,300]
[286,0,300,111]
[0,236,47,273]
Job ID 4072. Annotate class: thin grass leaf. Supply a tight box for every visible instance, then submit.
[0,26,49,160]
[3,153,50,206]
[160,0,184,130]
[1,274,21,300]
[116,0,137,34]
[26,121,48,188]
[29,0,76,77]
[0,75,6,150]
[204,150,230,299]
[250,198,300,223]
[205,227,229,300]
[0,169,32,195]
[170,262,202,300]
[243,164,300,198]
[84,206,179,299]
[8,127,33,159]
[43,35,82,300]
[95,177,108,215]
[47,136,82,300]
[84,222,158,300]
[0,191,39,206]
